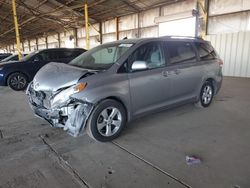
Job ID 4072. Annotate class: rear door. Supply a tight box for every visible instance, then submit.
[164,40,204,102]
[128,41,172,116]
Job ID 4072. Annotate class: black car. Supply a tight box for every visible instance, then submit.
[0,48,86,91]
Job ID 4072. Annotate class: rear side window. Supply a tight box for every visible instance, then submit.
[57,50,73,59]
[57,50,84,59]
[195,42,217,61]
[72,50,84,57]
[38,51,58,61]
[166,41,196,65]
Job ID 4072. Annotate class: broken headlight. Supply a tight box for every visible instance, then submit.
[51,83,87,109]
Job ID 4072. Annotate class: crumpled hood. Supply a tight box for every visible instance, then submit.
[33,62,89,92]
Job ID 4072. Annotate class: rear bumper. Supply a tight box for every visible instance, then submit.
[215,75,223,95]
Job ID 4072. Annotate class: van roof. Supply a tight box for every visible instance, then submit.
[108,36,206,45]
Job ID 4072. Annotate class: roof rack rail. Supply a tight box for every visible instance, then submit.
[160,35,203,40]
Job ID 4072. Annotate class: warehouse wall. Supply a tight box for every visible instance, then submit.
[206,32,250,77]
[206,0,250,77]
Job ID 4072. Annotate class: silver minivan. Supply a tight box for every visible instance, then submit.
[27,37,223,142]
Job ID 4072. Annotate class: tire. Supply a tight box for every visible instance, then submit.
[86,99,126,142]
[7,72,28,91]
[195,81,214,108]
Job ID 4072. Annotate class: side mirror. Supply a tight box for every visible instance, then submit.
[131,61,148,71]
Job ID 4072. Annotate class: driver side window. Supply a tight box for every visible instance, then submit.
[33,54,44,62]
[129,42,165,70]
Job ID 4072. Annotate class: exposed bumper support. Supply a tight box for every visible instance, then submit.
[27,85,93,137]
[31,101,93,137]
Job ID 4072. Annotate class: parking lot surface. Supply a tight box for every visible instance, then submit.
[0,77,250,188]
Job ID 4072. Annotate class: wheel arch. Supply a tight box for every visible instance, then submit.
[97,96,129,123]
[5,71,30,85]
[205,77,216,92]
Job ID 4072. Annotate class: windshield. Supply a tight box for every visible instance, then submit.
[20,51,38,62]
[1,54,27,62]
[69,43,134,70]
[1,54,16,62]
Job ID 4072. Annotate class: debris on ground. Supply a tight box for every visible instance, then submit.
[185,155,201,165]
[107,167,115,175]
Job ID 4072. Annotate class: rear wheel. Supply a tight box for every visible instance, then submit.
[7,72,28,91]
[86,99,126,142]
[195,81,214,108]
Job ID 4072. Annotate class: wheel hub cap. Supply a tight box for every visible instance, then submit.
[11,75,26,89]
[97,107,122,137]
[202,85,213,104]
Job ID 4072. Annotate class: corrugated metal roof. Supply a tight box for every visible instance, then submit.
[0,0,180,46]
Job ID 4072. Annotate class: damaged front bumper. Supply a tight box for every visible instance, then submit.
[26,83,93,137]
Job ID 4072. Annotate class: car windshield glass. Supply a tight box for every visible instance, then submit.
[69,43,134,70]
[20,51,38,62]
[1,54,27,61]
[1,54,16,61]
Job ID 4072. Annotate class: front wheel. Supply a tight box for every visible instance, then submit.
[7,72,28,91]
[86,99,126,142]
[195,81,214,108]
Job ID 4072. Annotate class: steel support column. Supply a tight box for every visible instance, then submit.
[99,22,103,44]
[198,0,209,38]
[28,40,31,51]
[11,0,22,60]
[22,42,24,52]
[57,33,61,48]
[84,3,90,49]
[74,28,78,47]
[45,36,48,49]
[35,38,38,50]
[116,17,119,40]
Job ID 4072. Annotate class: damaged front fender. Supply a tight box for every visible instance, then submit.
[63,102,93,137]
[27,83,94,137]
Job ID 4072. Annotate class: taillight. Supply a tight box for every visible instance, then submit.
[218,59,223,67]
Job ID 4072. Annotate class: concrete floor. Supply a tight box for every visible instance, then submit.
[0,77,250,188]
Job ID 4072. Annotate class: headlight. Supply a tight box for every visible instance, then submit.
[51,83,87,108]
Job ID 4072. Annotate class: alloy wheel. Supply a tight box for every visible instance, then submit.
[96,107,122,137]
[202,85,213,105]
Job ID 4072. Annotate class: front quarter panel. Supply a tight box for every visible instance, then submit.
[71,71,132,120]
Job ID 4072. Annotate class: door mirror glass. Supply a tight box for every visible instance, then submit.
[131,61,148,71]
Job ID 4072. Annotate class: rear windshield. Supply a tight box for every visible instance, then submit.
[194,42,218,60]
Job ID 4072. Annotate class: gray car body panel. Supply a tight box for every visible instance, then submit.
[34,62,90,91]
[27,37,223,136]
